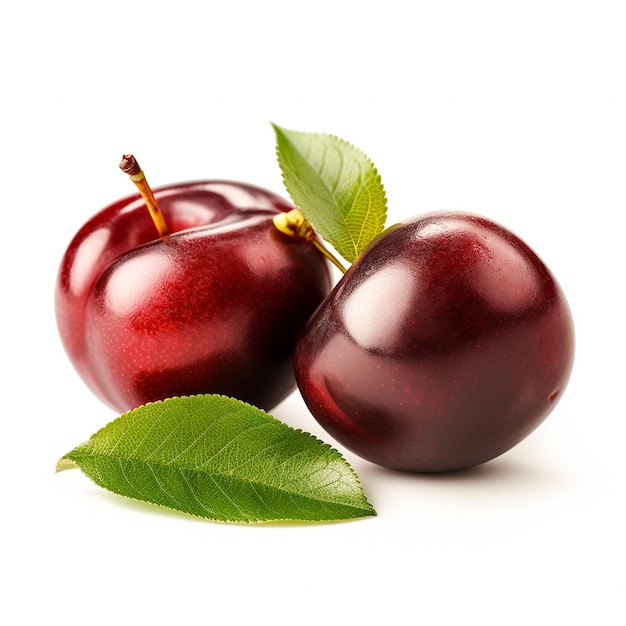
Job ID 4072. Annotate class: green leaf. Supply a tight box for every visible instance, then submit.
[273,123,387,264]
[57,395,376,524]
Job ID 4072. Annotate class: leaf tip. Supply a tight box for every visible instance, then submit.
[270,121,287,141]
[364,503,378,518]
[55,457,77,473]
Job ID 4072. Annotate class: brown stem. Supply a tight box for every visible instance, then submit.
[119,154,169,240]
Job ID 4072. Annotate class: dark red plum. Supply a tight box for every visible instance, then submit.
[294,211,574,472]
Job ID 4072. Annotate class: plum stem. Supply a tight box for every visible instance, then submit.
[273,209,347,274]
[119,154,170,241]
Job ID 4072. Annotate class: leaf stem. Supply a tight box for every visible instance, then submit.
[119,154,170,241]
[311,239,348,275]
[273,209,347,274]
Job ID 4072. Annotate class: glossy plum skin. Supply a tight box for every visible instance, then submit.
[294,211,574,472]
[56,181,332,413]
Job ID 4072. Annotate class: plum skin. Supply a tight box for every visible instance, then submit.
[294,211,575,472]
[55,180,332,413]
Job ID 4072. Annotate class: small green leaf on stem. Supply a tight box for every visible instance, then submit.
[273,124,387,264]
[57,395,376,524]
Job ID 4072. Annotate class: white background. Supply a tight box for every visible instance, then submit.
[2,1,624,624]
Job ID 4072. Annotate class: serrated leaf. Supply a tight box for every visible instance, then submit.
[57,395,376,524]
[273,124,387,264]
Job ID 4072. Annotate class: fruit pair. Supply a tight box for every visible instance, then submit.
[56,129,575,473]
